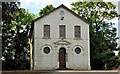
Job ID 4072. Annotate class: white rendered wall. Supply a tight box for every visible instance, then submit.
[118,2,120,48]
[118,19,120,48]
[34,7,90,70]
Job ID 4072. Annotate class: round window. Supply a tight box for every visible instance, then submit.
[43,47,50,54]
[75,47,81,54]
[60,10,65,15]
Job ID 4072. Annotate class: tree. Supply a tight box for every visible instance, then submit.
[101,51,119,69]
[71,1,119,69]
[2,2,20,70]
[39,5,55,16]
[2,2,35,70]
[2,2,20,23]
[2,4,54,70]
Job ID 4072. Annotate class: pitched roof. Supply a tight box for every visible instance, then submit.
[32,4,90,24]
[29,4,90,38]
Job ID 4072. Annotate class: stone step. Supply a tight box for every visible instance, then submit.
[1,70,119,74]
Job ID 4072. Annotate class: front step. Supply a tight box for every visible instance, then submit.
[56,67,72,70]
[2,70,118,74]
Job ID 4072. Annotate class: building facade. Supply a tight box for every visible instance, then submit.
[118,1,120,48]
[30,4,91,70]
[118,18,120,48]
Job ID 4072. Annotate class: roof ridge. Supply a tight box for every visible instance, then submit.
[32,4,90,24]
[29,4,90,38]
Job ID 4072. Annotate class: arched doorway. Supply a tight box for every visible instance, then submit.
[59,47,66,69]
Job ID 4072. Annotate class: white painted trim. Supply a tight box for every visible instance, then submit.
[44,23,50,25]
[74,24,80,26]
[118,18,120,47]
[66,62,68,68]
[43,24,51,38]
[57,61,59,68]
[41,45,52,55]
[73,45,83,55]
[57,47,68,68]
[34,39,37,64]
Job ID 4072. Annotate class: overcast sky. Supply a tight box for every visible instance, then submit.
[20,0,119,15]
[20,0,79,15]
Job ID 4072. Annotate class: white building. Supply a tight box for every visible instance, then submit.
[118,1,120,48]
[29,4,91,70]
[119,19,120,48]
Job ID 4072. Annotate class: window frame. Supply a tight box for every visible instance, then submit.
[43,25,50,38]
[74,47,81,54]
[73,46,83,55]
[41,45,52,55]
[59,25,66,38]
[43,47,50,54]
[74,26,81,39]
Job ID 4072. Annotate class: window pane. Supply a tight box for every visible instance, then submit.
[43,47,50,54]
[75,47,81,54]
[59,25,65,38]
[75,26,81,38]
[44,25,50,37]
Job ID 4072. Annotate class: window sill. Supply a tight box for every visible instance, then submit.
[59,37,66,39]
[74,38,82,40]
[42,37,51,39]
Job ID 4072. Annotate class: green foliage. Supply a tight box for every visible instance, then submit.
[2,3,53,70]
[101,51,115,64]
[2,2,20,23]
[118,50,120,55]
[39,5,55,16]
[2,2,35,70]
[102,51,115,58]
[2,2,119,70]
[71,1,119,69]
[101,51,119,69]
[106,56,119,69]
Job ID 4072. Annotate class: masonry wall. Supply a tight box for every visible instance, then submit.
[33,7,90,70]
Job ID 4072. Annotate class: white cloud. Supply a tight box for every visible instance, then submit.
[20,0,79,8]
[20,0,120,8]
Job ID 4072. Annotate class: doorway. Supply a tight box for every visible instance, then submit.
[59,47,66,69]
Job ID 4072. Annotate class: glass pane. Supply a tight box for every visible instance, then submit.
[75,47,81,54]
[43,47,50,54]
[44,25,50,37]
[75,26,81,38]
[59,25,65,38]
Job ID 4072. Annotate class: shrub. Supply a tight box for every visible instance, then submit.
[118,50,120,55]
[106,56,119,69]
[101,51,115,62]
[101,51,119,69]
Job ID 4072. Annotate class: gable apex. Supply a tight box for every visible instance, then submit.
[32,4,90,24]
[29,4,90,38]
